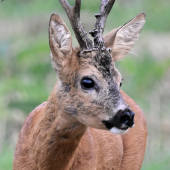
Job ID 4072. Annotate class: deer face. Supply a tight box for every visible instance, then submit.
[49,2,145,134]
[67,51,129,131]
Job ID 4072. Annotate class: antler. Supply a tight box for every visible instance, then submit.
[89,0,116,51]
[59,0,93,52]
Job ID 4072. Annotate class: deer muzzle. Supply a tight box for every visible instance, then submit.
[102,109,135,135]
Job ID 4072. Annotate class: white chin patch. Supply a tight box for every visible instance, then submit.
[109,127,129,135]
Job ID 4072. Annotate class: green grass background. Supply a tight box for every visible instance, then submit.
[0,0,170,169]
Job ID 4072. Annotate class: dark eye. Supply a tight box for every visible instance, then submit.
[120,82,122,87]
[81,78,95,89]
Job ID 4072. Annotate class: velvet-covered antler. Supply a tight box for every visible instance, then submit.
[59,0,93,52]
[89,0,116,51]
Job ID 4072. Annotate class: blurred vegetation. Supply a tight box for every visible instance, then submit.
[0,0,170,170]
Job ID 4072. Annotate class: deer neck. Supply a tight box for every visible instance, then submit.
[35,84,87,170]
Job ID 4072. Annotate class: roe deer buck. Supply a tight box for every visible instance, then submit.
[13,0,147,169]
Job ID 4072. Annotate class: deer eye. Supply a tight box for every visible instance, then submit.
[81,78,95,89]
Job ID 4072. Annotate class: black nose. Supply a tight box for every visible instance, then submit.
[119,110,135,127]
[103,109,135,130]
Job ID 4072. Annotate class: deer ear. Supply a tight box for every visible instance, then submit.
[104,13,146,62]
[49,13,72,72]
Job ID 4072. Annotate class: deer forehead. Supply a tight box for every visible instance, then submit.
[74,51,121,84]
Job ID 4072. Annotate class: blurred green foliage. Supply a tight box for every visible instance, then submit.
[0,146,13,170]
[0,0,170,170]
[1,0,170,32]
[118,55,170,103]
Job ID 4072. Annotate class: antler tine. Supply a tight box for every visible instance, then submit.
[90,0,116,51]
[59,0,93,52]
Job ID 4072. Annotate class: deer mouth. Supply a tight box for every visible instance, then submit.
[102,120,130,134]
[109,127,129,135]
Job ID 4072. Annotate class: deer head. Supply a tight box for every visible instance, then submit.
[49,0,146,134]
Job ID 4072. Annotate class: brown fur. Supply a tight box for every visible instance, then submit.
[13,89,147,170]
[13,12,147,170]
